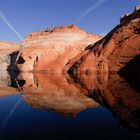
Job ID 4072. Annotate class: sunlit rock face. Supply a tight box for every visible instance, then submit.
[67,7,140,75]
[0,70,18,98]
[17,72,99,118]
[17,25,101,72]
[0,41,19,70]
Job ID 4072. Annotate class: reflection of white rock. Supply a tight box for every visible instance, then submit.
[0,70,11,86]
[0,55,10,70]
[0,70,18,98]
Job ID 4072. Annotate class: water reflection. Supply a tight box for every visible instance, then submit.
[18,72,98,118]
[73,73,140,132]
[0,70,140,134]
[0,71,18,97]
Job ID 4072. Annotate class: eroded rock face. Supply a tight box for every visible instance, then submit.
[0,41,19,70]
[67,7,140,75]
[17,25,101,72]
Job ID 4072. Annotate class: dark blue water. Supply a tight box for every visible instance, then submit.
[0,95,139,140]
[0,72,140,139]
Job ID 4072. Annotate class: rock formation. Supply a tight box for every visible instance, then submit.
[0,41,19,70]
[17,25,101,72]
[0,41,20,97]
[0,5,139,132]
[67,7,140,75]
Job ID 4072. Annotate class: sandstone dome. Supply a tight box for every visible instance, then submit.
[17,25,102,72]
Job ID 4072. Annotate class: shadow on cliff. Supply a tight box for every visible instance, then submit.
[7,51,25,88]
[119,54,140,93]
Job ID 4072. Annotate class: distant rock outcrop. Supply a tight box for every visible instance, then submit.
[67,7,140,75]
[17,25,101,72]
[0,41,19,70]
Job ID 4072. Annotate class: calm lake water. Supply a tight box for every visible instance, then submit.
[0,71,140,139]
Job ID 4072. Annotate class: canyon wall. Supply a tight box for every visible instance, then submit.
[67,7,140,75]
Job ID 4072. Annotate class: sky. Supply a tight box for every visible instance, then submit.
[0,0,140,42]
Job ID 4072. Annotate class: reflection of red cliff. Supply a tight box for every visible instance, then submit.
[18,25,101,72]
[67,7,140,74]
[74,71,140,131]
[18,73,99,118]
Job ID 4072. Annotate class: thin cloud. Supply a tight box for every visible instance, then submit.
[0,11,22,41]
[73,0,106,24]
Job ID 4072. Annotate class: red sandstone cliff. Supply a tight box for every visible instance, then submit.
[66,7,140,75]
[17,25,101,72]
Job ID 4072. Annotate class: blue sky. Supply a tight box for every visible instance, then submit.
[0,0,140,42]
